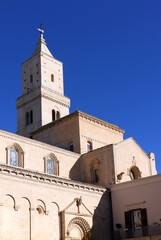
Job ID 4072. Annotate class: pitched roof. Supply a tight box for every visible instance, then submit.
[31,36,53,58]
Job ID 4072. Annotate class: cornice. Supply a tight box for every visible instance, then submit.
[77,111,125,134]
[22,51,63,66]
[0,164,106,194]
[16,93,70,109]
[32,110,124,135]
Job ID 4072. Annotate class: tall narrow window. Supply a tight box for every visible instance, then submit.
[51,74,54,82]
[52,110,55,121]
[26,112,29,126]
[10,149,18,166]
[30,110,33,124]
[56,111,60,120]
[87,141,92,152]
[30,74,33,83]
[47,158,53,174]
[45,154,59,175]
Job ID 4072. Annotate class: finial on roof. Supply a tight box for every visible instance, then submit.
[37,23,44,39]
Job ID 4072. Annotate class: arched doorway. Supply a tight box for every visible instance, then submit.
[67,217,91,240]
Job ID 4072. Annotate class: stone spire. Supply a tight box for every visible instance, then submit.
[32,25,53,58]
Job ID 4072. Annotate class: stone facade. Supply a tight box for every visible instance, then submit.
[31,110,124,154]
[0,163,111,240]
[0,28,158,240]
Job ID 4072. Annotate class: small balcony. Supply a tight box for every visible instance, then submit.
[114,224,161,239]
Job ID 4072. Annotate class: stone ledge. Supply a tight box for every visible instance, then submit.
[0,164,106,194]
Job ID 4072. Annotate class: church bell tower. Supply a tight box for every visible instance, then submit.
[16,27,70,137]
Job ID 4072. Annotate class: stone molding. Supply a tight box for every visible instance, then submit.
[0,130,80,158]
[0,164,106,193]
[32,110,124,135]
[16,93,70,109]
[81,134,108,145]
[77,111,125,134]
[22,50,63,65]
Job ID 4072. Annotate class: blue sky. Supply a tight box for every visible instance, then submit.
[0,1,161,172]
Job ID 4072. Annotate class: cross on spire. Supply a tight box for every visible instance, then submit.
[37,23,44,39]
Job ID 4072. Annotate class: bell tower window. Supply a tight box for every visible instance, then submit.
[30,74,33,83]
[26,112,29,126]
[56,111,60,119]
[30,110,33,124]
[51,74,54,82]
[52,110,55,121]
[52,110,60,121]
[26,110,33,126]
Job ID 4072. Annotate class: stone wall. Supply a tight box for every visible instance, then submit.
[32,111,124,154]
[0,164,112,240]
[0,130,80,179]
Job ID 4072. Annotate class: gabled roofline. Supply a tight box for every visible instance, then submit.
[31,110,125,135]
[114,137,150,158]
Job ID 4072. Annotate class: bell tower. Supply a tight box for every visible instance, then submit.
[16,27,70,137]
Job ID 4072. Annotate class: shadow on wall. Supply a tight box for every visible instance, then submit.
[69,156,83,182]
[90,190,113,240]
[69,158,113,239]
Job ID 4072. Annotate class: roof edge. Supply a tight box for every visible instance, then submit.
[31,110,125,135]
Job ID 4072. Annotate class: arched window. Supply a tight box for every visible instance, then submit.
[130,166,141,180]
[52,109,55,121]
[47,158,54,174]
[51,74,54,82]
[30,110,33,124]
[6,144,24,168]
[26,112,29,126]
[44,154,59,175]
[10,149,18,166]
[90,159,100,183]
[56,111,60,120]
[30,74,33,83]
[87,141,92,152]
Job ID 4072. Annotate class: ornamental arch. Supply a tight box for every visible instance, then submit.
[67,217,91,240]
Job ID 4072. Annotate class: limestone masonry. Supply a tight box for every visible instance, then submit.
[0,28,160,240]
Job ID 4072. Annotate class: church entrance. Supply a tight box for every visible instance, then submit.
[67,217,91,240]
[69,223,84,239]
